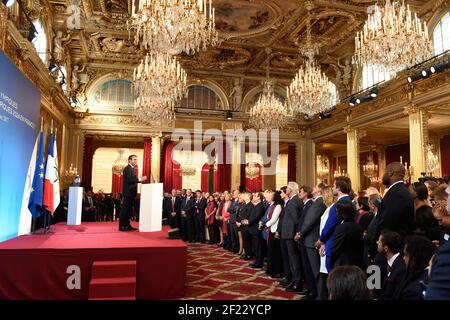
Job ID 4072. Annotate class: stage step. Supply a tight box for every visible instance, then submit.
[89,260,137,300]
[91,260,136,279]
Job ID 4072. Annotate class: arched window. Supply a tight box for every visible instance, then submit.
[32,20,47,64]
[92,79,134,107]
[179,85,222,110]
[433,12,450,55]
[360,63,392,90]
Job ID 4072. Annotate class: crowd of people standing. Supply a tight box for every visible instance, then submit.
[163,162,450,300]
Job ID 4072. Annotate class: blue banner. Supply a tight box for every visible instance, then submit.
[0,51,40,242]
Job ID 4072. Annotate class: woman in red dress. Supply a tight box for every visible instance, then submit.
[205,195,217,244]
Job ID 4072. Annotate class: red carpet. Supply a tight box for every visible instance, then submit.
[183,243,301,300]
[0,223,186,300]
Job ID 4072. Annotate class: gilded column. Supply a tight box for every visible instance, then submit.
[345,126,361,192]
[151,134,162,182]
[295,133,315,187]
[230,136,242,191]
[376,144,386,176]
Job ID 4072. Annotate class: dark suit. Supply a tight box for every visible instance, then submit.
[83,196,97,222]
[194,197,207,242]
[240,202,254,258]
[119,164,139,228]
[378,182,415,239]
[329,220,364,269]
[228,199,240,251]
[248,201,266,265]
[181,196,196,241]
[393,270,428,300]
[383,254,406,299]
[165,196,182,228]
[300,197,327,296]
[280,195,303,283]
[426,240,450,299]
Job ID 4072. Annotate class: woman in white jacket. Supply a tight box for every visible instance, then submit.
[263,190,284,278]
[317,186,335,300]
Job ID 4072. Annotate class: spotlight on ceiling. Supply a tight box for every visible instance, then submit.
[48,60,58,72]
[421,69,428,77]
[69,96,78,108]
[407,73,423,83]
[370,88,378,98]
[2,0,15,7]
[356,98,361,104]
[318,112,332,120]
[349,97,356,107]
[226,110,232,120]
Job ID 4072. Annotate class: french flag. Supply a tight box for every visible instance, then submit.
[43,133,60,213]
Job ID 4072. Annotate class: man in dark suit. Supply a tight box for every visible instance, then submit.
[228,190,241,253]
[279,182,304,292]
[244,192,266,268]
[119,154,147,231]
[165,188,181,228]
[296,184,326,299]
[181,189,196,242]
[377,230,406,299]
[239,193,254,260]
[83,190,97,222]
[378,162,415,239]
[194,190,207,243]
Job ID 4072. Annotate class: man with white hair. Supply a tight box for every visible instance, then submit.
[279,181,304,292]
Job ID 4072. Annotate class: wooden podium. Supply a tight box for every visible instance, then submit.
[139,183,163,232]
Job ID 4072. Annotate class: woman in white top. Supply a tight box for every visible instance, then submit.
[317,186,335,300]
[263,190,284,278]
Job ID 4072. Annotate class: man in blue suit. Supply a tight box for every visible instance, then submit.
[315,176,352,273]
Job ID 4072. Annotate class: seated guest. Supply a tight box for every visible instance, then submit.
[329,200,364,269]
[356,196,373,231]
[377,230,406,299]
[432,190,450,245]
[393,235,436,300]
[409,182,441,241]
[327,266,372,300]
[426,240,450,299]
[205,195,217,244]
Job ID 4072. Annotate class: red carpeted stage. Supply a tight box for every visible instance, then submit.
[0,223,187,300]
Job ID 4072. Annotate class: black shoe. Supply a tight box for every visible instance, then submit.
[119,226,129,232]
[279,278,291,286]
[243,256,252,261]
[299,289,310,295]
[251,263,263,269]
[126,225,137,231]
[282,281,294,288]
[301,294,317,300]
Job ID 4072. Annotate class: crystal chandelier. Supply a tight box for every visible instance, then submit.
[333,166,348,178]
[287,13,337,117]
[248,67,288,129]
[363,152,379,181]
[112,149,130,176]
[133,51,187,123]
[353,0,432,73]
[316,155,329,181]
[62,163,78,184]
[130,0,219,55]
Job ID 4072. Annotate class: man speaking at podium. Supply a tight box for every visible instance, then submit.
[119,154,147,231]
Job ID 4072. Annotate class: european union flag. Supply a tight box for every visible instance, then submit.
[28,131,45,218]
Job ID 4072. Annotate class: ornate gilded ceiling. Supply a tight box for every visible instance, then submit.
[41,0,442,110]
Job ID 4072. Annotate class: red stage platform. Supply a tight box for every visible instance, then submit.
[0,223,187,300]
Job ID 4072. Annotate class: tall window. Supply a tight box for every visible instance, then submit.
[179,85,222,110]
[32,20,47,64]
[360,63,392,90]
[433,12,450,55]
[93,79,134,107]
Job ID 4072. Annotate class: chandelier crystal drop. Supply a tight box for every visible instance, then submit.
[248,78,288,130]
[133,51,187,123]
[130,0,219,55]
[353,0,432,73]
[287,13,337,118]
